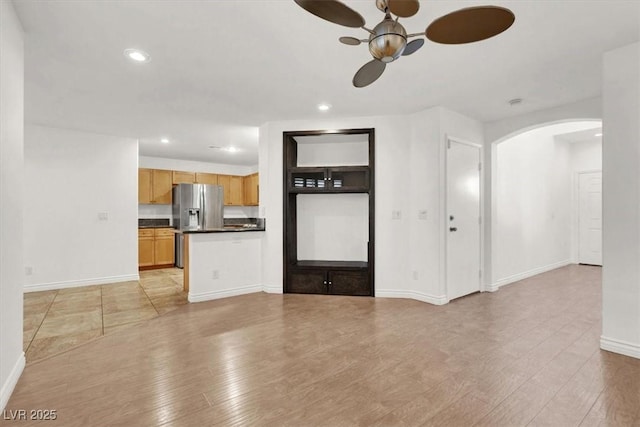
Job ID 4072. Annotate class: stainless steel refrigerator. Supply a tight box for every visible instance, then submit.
[172,183,224,268]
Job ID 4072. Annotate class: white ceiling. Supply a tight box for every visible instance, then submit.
[555,126,603,144]
[14,0,639,165]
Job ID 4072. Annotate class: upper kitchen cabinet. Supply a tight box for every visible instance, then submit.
[244,173,259,206]
[172,171,196,184]
[195,172,218,185]
[218,174,245,206]
[139,168,172,204]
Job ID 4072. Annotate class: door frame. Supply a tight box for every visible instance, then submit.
[441,135,485,302]
[573,169,602,264]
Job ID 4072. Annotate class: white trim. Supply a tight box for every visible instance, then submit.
[188,284,263,303]
[600,336,640,360]
[24,274,140,293]
[488,260,571,292]
[1,352,25,412]
[262,284,283,294]
[376,289,448,306]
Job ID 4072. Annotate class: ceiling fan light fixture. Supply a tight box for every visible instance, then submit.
[368,18,407,63]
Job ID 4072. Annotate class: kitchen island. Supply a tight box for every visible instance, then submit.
[178,223,265,303]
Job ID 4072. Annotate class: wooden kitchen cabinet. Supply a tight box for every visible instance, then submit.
[138,229,155,267]
[218,174,244,205]
[230,176,244,205]
[243,173,259,206]
[138,228,175,269]
[153,228,175,265]
[139,169,172,204]
[172,171,196,184]
[195,172,218,185]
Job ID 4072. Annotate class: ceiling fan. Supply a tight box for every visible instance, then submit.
[293,0,515,87]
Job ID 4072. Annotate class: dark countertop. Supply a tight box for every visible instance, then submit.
[177,226,265,234]
[138,225,176,229]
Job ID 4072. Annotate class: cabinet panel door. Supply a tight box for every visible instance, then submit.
[153,170,173,204]
[230,176,244,205]
[172,171,196,184]
[138,236,155,267]
[195,172,218,185]
[244,173,259,206]
[329,271,370,296]
[154,235,175,265]
[288,270,327,294]
[138,169,153,204]
[218,175,231,205]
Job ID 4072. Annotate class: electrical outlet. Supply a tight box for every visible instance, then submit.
[25,266,33,276]
[212,270,219,280]
[418,210,428,220]
[98,212,109,221]
[392,210,402,220]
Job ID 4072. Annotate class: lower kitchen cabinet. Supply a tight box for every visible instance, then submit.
[138,229,155,267]
[287,265,370,296]
[153,228,175,265]
[138,228,175,269]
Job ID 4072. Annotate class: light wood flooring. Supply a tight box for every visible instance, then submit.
[23,268,187,363]
[5,265,640,426]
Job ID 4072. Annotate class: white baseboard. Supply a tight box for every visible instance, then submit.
[376,289,448,306]
[262,284,283,294]
[24,274,140,293]
[188,284,263,303]
[1,352,25,412]
[600,336,640,360]
[488,260,571,292]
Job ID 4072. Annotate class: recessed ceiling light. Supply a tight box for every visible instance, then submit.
[318,103,331,112]
[595,133,602,137]
[226,146,238,153]
[160,138,169,144]
[508,98,522,106]
[124,48,151,63]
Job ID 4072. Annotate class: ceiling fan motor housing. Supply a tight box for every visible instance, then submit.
[369,18,407,63]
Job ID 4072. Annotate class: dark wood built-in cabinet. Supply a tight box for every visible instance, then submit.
[283,128,375,296]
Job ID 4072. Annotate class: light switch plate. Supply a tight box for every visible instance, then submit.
[392,210,401,220]
[98,212,109,221]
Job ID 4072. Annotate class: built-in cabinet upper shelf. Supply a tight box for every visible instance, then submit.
[288,166,369,193]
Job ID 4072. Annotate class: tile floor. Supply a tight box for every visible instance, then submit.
[23,268,187,363]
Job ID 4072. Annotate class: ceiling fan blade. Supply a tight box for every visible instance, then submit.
[294,0,365,28]
[339,36,362,46]
[426,6,515,45]
[402,38,424,56]
[387,0,420,18]
[353,60,386,88]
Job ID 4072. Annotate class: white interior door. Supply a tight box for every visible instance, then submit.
[446,139,481,300]
[579,171,602,265]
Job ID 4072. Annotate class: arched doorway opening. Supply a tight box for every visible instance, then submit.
[490,119,602,290]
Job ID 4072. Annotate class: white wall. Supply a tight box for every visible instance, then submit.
[296,194,369,262]
[258,107,484,302]
[570,140,602,172]
[187,232,262,302]
[493,128,572,286]
[0,0,25,411]
[24,125,139,291]
[139,155,257,176]
[601,42,640,359]
[138,155,258,219]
